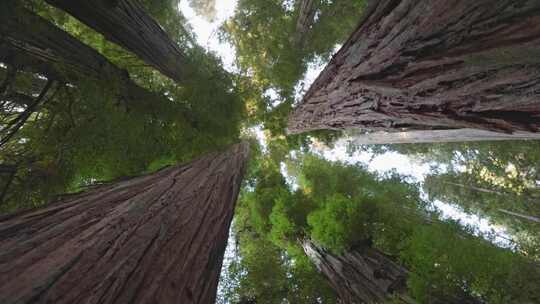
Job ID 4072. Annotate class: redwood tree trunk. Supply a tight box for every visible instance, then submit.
[45,0,188,82]
[288,0,540,137]
[302,239,410,304]
[0,3,160,106]
[0,143,249,304]
[303,240,481,304]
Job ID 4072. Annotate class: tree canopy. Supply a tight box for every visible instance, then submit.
[1,1,539,303]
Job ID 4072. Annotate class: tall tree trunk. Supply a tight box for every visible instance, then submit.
[0,3,161,106]
[302,239,411,304]
[44,0,188,83]
[288,0,540,138]
[291,0,318,48]
[0,164,17,204]
[0,143,249,304]
[303,239,482,304]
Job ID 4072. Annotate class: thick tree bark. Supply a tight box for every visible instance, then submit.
[0,3,162,106]
[303,240,482,304]
[302,239,411,304]
[288,0,540,137]
[345,129,540,145]
[0,143,249,304]
[44,0,188,82]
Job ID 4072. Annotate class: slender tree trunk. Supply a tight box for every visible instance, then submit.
[0,164,17,204]
[288,0,540,137]
[442,181,507,196]
[0,3,163,106]
[292,0,318,48]
[303,239,482,304]
[0,143,249,304]
[498,209,540,223]
[438,179,539,212]
[44,0,188,82]
[0,64,16,96]
[345,129,540,145]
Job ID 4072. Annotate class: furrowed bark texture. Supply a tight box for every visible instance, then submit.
[0,3,161,105]
[288,0,540,136]
[303,240,482,304]
[302,240,410,304]
[45,0,188,83]
[0,143,249,304]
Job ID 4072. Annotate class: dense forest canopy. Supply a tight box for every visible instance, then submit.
[1,0,539,303]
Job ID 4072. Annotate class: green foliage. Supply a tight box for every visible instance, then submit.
[221,0,366,97]
[298,155,426,254]
[308,193,377,253]
[424,171,540,245]
[403,222,540,304]
[372,140,540,258]
[232,236,291,303]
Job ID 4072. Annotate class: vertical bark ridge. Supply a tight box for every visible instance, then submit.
[288,0,540,137]
[0,143,249,304]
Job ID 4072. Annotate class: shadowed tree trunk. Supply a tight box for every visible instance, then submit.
[0,164,17,204]
[44,0,188,82]
[0,3,161,105]
[291,0,318,48]
[0,143,249,304]
[303,240,482,304]
[302,239,411,304]
[288,0,540,140]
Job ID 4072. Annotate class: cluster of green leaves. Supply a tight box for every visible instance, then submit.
[298,155,427,255]
[403,222,540,304]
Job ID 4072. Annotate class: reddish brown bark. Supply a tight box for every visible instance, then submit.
[303,240,482,304]
[288,0,540,137]
[0,143,249,304]
[45,0,188,83]
[302,239,411,304]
